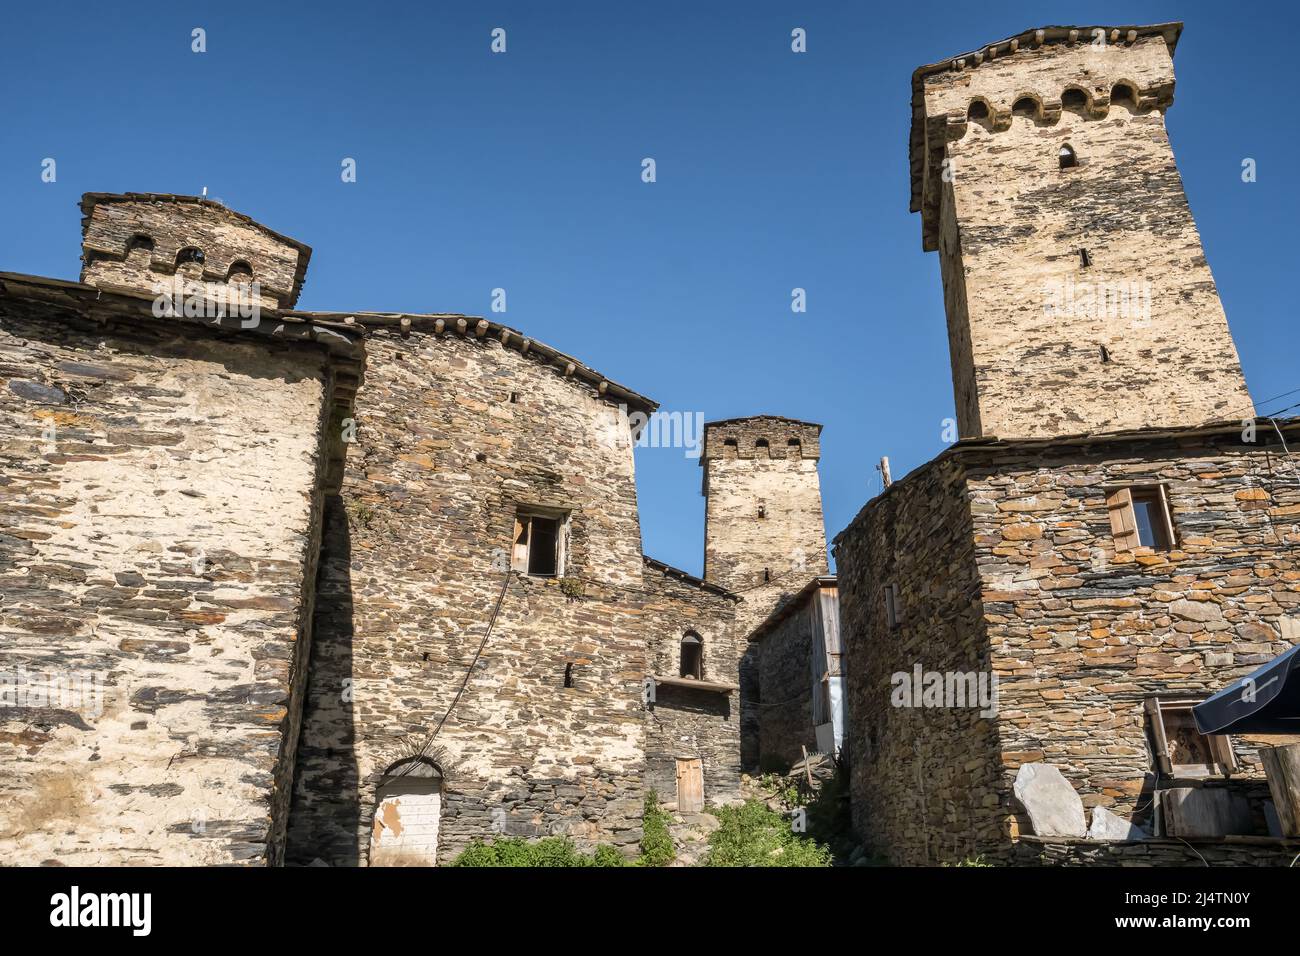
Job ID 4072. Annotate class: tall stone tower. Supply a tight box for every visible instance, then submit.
[911,23,1254,439]
[702,416,830,635]
[702,416,829,769]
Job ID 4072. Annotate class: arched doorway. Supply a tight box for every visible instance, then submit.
[369,757,444,866]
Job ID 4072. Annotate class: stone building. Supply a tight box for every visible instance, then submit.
[746,576,842,771]
[0,192,822,865]
[837,23,1300,865]
[700,416,831,767]
[913,23,1253,439]
[0,202,358,864]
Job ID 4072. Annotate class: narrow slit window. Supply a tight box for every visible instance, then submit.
[1099,345,1110,363]
[884,583,902,629]
[1079,248,1092,268]
[1059,144,1078,169]
[680,632,703,680]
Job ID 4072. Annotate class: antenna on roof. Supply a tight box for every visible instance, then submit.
[877,456,893,488]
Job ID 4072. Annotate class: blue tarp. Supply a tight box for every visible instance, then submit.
[1193,643,1300,735]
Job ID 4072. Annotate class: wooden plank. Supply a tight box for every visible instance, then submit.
[1146,698,1173,775]
[677,758,704,813]
[511,516,529,572]
[1107,487,1139,550]
[1260,743,1300,838]
[1157,484,1177,547]
[1162,787,1253,838]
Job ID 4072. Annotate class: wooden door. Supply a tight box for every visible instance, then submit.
[369,783,441,866]
[676,758,704,813]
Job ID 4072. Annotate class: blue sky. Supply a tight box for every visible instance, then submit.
[2,1,1295,576]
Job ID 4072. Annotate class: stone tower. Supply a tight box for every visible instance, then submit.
[911,23,1254,439]
[702,415,829,770]
[80,192,311,311]
[702,416,830,635]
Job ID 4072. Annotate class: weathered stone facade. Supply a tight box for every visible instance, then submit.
[285,324,657,863]
[2,193,809,866]
[0,272,358,865]
[749,577,841,772]
[835,453,1000,864]
[1013,835,1300,867]
[913,25,1253,438]
[641,558,743,807]
[836,425,1300,864]
[828,22,1297,867]
[80,193,310,312]
[702,416,830,768]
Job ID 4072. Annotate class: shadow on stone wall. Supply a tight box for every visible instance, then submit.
[285,494,361,865]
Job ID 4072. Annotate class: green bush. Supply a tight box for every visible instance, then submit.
[639,790,676,867]
[450,835,629,867]
[703,799,833,867]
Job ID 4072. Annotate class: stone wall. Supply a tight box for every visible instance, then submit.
[1013,835,1300,867]
[287,325,655,864]
[80,193,310,311]
[834,455,1002,865]
[754,592,816,771]
[834,425,1300,865]
[702,416,830,769]
[641,560,742,805]
[918,30,1253,438]
[965,430,1300,841]
[0,290,342,865]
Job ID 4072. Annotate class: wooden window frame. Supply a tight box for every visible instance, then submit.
[1106,484,1176,552]
[884,583,902,630]
[511,508,568,577]
[1145,697,1237,779]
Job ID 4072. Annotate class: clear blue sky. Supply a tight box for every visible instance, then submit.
[2,1,1295,576]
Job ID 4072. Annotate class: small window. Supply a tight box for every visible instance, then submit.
[884,583,902,629]
[787,438,802,459]
[1146,698,1237,778]
[512,510,566,577]
[1099,345,1111,364]
[1059,144,1078,170]
[1112,84,1136,108]
[967,100,989,121]
[1012,97,1037,117]
[1079,248,1092,268]
[226,260,254,281]
[1106,485,1175,551]
[175,247,205,267]
[1062,88,1087,110]
[126,234,154,255]
[755,438,770,458]
[722,438,738,458]
[680,632,703,680]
